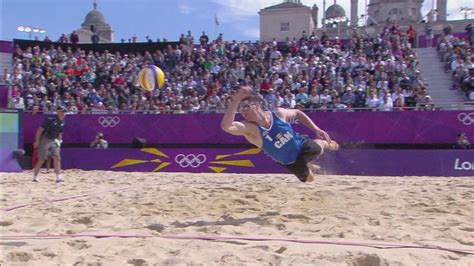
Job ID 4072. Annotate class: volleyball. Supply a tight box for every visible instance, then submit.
[138,65,165,91]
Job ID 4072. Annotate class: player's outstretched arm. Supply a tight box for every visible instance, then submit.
[221,86,251,136]
[277,108,332,142]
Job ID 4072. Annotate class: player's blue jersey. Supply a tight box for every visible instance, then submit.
[257,111,305,165]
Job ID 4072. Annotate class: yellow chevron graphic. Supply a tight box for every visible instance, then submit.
[209,160,254,167]
[152,162,171,172]
[112,148,257,172]
[141,148,169,158]
[215,148,261,159]
[235,148,261,155]
[111,159,148,168]
[209,166,226,173]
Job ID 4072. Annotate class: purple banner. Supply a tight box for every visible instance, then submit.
[0,150,22,172]
[0,41,13,53]
[0,86,9,108]
[62,147,280,174]
[61,148,474,177]
[23,111,473,145]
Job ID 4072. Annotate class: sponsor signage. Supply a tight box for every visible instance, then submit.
[61,148,474,177]
[454,158,474,171]
[23,111,473,145]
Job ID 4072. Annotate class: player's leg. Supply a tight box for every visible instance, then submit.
[33,159,45,182]
[314,138,339,153]
[50,145,63,182]
[305,168,315,182]
[33,141,49,182]
[303,138,337,181]
[286,138,338,183]
[283,158,314,183]
[308,163,320,173]
[305,163,322,182]
[45,156,52,173]
[52,156,62,182]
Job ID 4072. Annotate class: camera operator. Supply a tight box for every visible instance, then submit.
[90,132,109,149]
[454,133,471,149]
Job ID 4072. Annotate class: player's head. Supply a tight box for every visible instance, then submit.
[239,95,263,122]
[56,106,67,119]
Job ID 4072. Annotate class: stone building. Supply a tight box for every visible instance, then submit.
[259,0,315,42]
[259,0,471,42]
[74,1,114,43]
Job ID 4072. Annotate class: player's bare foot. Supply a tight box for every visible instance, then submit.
[308,163,321,173]
[327,140,339,151]
[305,163,320,183]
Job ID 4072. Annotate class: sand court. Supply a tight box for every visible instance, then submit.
[1,170,473,265]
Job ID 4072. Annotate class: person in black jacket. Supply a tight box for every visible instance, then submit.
[32,106,66,183]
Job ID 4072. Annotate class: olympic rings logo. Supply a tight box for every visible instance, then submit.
[457,112,474,126]
[98,116,120,128]
[174,154,207,168]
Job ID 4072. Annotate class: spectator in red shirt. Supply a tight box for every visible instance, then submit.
[407,25,417,48]
[260,78,272,94]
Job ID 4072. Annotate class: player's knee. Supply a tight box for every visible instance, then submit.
[297,176,307,182]
[297,174,315,183]
[296,173,311,182]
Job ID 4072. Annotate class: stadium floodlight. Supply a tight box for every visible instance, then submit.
[460,7,474,19]
[17,25,46,40]
[325,16,348,25]
[325,16,348,37]
[325,16,349,36]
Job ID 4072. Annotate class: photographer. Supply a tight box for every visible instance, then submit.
[90,132,109,149]
[454,133,471,149]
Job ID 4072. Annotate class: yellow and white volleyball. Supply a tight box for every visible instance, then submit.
[138,65,165,91]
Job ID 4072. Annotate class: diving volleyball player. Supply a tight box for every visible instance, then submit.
[221,86,339,182]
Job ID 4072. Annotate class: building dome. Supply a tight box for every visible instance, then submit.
[325,4,346,19]
[84,10,106,25]
[81,2,108,27]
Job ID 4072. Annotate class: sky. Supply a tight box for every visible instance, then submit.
[1,0,473,42]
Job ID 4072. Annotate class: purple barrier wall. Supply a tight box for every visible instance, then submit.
[0,150,22,172]
[62,147,280,174]
[61,148,474,177]
[0,40,13,53]
[23,111,473,145]
[0,85,9,108]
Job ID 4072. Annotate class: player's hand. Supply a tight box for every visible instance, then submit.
[236,86,252,100]
[316,129,332,142]
[54,139,63,147]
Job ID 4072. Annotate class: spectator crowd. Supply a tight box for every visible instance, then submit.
[437,24,474,101]
[2,22,446,114]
